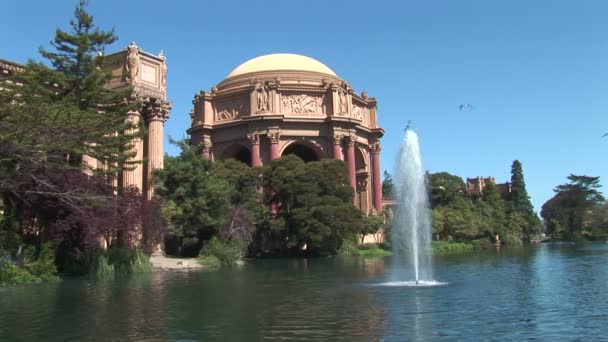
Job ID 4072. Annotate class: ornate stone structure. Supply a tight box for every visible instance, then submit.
[188,54,384,213]
[99,42,172,198]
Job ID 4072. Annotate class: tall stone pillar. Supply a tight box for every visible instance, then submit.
[269,132,280,160]
[346,137,357,204]
[371,142,382,213]
[248,133,262,167]
[144,99,171,200]
[121,109,144,191]
[332,135,343,160]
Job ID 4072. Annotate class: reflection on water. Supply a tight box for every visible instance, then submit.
[1,244,607,341]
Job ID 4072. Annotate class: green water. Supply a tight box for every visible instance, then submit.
[1,243,607,341]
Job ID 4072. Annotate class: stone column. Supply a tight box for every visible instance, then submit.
[248,133,262,167]
[144,99,171,200]
[121,110,143,191]
[346,136,357,204]
[371,142,382,213]
[332,135,343,160]
[201,141,212,159]
[269,132,280,160]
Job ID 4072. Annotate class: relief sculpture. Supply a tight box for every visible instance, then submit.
[351,104,369,124]
[281,94,325,115]
[215,98,249,121]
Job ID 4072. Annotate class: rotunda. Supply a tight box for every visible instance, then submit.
[188,53,384,213]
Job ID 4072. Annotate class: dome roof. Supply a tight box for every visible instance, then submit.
[226,53,337,78]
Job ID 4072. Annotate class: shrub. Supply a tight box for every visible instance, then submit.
[432,241,474,254]
[90,247,151,279]
[0,243,59,286]
[355,244,392,257]
[199,237,246,267]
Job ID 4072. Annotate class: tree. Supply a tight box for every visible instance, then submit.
[509,161,534,213]
[0,1,145,267]
[261,156,367,256]
[382,171,395,198]
[427,172,466,207]
[541,174,604,239]
[153,142,231,247]
[508,160,542,239]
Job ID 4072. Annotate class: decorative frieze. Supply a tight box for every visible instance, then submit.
[351,104,370,124]
[215,97,249,121]
[280,94,325,115]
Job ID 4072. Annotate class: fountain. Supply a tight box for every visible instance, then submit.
[389,125,443,287]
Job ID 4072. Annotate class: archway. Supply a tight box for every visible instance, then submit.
[221,144,251,166]
[281,142,322,163]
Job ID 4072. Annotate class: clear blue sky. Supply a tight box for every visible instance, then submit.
[2,0,607,213]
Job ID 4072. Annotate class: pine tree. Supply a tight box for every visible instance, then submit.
[508,160,541,238]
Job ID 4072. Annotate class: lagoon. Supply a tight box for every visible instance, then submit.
[1,243,607,341]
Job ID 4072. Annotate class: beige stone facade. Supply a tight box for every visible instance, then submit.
[188,54,384,213]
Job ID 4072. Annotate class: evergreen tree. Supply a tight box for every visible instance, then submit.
[508,160,542,239]
[509,160,534,215]
[541,174,604,239]
[382,171,395,198]
[0,1,147,264]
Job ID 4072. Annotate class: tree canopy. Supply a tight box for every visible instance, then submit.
[541,174,605,239]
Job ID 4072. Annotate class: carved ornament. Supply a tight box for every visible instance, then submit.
[143,97,171,122]
[281,94,325,115]
[247,133,260,145]
[215,97,249,121]
[351,104,370,124]
[370,142,381,154]
[268,132,280,144]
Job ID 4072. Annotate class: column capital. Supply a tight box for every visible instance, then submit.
[247,133,260,145]
[268,131,280,144]
[331,134,343,145]
[346,135,357,147]
[143,97,171,123]
[370,142,381,154]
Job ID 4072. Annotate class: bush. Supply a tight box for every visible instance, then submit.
[355,244,392,257]
[471,238,493,249]
[0,243,59,286]
[198,237,246,267]
[0,261,39,286]
[432,241,474,254]
[90,247,151,279]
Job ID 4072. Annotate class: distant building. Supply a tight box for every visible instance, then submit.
[465,176,512,198]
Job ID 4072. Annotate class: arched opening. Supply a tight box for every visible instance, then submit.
[221,144,251,166]
[282,143,320,163]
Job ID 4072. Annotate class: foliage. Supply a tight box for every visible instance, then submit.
[0,243,59,286]
[508,160,542,239]
[198,237,246,267]
[432,241,474,254]
[89,247,151,279]
[154,141,231,242]
[355,244,392,257]
[427,166,540,244]
[261,156,370,256]
[382,171,395,198]
[154,141,264,256]
[541,174,605,240]
[0,1,157,275]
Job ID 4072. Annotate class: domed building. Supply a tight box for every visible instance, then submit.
[188,54,384,213]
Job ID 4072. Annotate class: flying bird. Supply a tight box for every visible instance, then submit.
[459,104,473,111]
[602,131,608,138]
